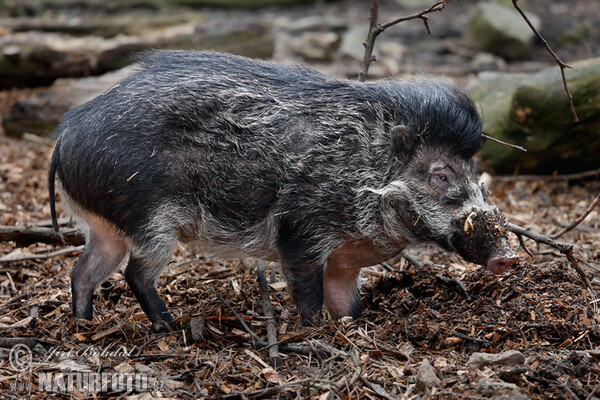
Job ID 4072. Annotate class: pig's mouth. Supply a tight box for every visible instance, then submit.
[451,209,519,275]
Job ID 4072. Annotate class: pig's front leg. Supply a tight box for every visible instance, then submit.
[277,234,324,325]
[323,266,361,320]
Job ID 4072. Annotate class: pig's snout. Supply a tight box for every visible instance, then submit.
[487,254,519,275]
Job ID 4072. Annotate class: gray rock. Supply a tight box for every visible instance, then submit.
[469,57,600,174]
[468,350,526,370]
[470,52,506,72]
[394,0,436,8]
[285,15,347,33]
[2,66,134,137]
[416,358,441,393]
[337,24,377,61]
[465,2,541,59]
[287,32,340,61]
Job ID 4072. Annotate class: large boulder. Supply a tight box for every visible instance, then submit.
[0,17,273,89]
[469,58,600,174]
[464,2,541,59]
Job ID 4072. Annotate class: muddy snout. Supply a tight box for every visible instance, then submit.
[452,208,519,274]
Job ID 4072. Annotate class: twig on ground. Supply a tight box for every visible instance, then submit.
[358,0,446,82]
[0,337,40,348]
[400,250,424,269]
[553,193,600,239]
[482,133,527,152]
[202,284,334,357]
[0,226,85,247]
[510,0,578,121]
[380,262,395,272]
[495,168,600,182]
[223,378,318,399]
[359,375,397,400]
[256,261,283,368]
[435,274,472,301]
[516,233,534,257]
[508,223,598,314]
[442,328,493,347]
[0,245,84,263]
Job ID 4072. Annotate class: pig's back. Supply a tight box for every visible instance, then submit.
[54,51,378,238]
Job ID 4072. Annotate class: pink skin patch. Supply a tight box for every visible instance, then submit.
[323,267,361,319]
[325,239,400,319]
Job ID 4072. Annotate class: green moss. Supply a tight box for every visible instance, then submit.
[471,58,600,173]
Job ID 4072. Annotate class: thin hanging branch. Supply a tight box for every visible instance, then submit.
[510,0,579,121]
[482,133,527,152]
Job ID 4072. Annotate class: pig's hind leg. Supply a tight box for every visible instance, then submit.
[71,215,129,320]
[125,243,177,332]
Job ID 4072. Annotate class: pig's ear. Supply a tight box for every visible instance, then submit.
[390,124,414,163]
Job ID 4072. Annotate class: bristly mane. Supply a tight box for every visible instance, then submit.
[365,79,483,160]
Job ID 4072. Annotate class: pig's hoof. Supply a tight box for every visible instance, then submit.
[152,319,178,332]
[300,314,322,327]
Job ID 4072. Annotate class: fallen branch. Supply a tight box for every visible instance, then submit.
[256,261,283,368]
[553,193,600,239]
[511,0,578,121]
[358,0,446,82]
[0,225,85,247]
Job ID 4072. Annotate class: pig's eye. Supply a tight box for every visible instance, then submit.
[434,174,448,183]
[429,173,451,191]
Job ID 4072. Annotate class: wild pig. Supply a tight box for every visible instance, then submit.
[49,51,518,331]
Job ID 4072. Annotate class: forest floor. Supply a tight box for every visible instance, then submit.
[1,0,600,398]
[0,122,599,399]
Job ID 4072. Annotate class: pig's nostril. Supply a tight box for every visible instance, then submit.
[487,255,519,275]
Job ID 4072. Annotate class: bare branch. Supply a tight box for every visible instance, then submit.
[379,1,446,31]
[358,0,380,82]
[482,133,527,152]
[510,0,579,121]
[358,0,446,82]
[553,193,600,239]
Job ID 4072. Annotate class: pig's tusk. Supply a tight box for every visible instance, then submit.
[464,211,477,235]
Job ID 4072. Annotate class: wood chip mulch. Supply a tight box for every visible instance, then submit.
[1,134,599,399]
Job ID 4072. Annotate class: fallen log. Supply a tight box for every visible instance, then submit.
[0,226,85,246]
